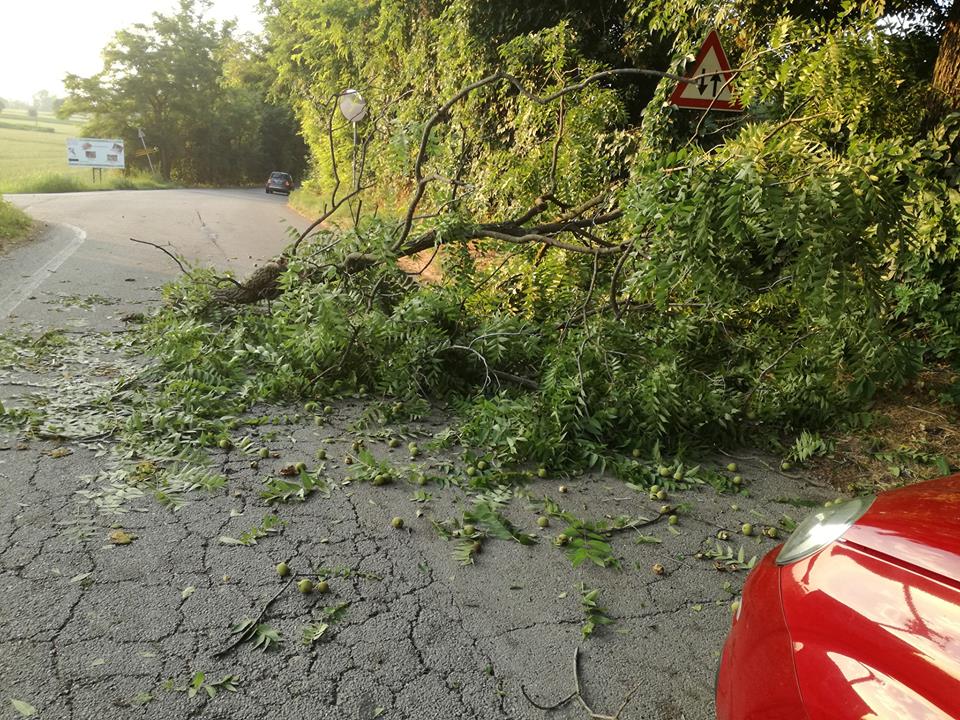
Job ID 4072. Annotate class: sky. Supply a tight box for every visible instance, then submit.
[0,1,264,104]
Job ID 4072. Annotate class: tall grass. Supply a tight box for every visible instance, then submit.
[0,195,33,241]
[0,171,174,194]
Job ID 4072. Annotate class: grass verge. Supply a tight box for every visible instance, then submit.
[0,171,175,194]
[0,196,35,251]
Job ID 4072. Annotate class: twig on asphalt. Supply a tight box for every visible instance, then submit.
[520,646,646,720]
[129,237,189,274]
[212,579,293,659]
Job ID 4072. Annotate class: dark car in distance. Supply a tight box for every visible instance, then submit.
[265,171,293,195]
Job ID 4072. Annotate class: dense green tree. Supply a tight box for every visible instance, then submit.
[229,0,960,467]
[60,0,306,183]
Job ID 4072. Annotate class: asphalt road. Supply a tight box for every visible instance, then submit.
[0,190,834,719]
[2,189,306,330]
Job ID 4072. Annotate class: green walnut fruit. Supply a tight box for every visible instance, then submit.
[537,467,548,478]
[668,514,679,526]
[323,405,334,415]
[673,470,684,481]
[764,527,779,539]
[726,463,738,473]
[373,474,390,486]
[388,438,401,448]
[741,523,754,536]
[732,475,743,486]
[655,489,667,501]
[316,580,330,594]
[649,485,661,495]
[717,530,730,541]
[276,562,289,577]
[537,516,550,528]
[465,466,477,477]
[555,534,570,546]
[218,438,232,450]
[477,461,488,471]
[258,448,270,459]
[631,448,641,458]
[391,516,404,529]
[297,579,313,594]
[294,462,307,473]
[315,449,327,460]
[780,461,793,471]
[658,465,671,478]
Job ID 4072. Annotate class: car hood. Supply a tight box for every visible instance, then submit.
[779,474,960,720]
[842,473,960,583]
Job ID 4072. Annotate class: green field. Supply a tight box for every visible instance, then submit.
[0,109,168,193]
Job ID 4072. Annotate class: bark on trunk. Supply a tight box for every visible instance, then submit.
[933,0,960,107]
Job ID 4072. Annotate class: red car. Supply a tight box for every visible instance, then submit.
[716,474,960,719]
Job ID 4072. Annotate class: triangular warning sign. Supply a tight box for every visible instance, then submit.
[669,30,742,112]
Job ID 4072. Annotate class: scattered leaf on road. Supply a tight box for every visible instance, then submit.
[109,530,135,545]
[10,699,37,717]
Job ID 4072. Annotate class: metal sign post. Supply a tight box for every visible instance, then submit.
[137,128,156,173]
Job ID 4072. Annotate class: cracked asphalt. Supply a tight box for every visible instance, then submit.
[0,193,837,719]
[0,413,834,720]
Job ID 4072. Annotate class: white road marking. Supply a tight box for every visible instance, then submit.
[0,224,87,320]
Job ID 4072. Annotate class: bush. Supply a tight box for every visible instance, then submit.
[0,195,32,240]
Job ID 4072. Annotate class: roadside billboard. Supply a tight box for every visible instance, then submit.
[66,137,125,169]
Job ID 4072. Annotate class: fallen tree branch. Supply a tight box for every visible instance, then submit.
[468,229,627,256]
[395,67,692,251]
[129,237,188,274]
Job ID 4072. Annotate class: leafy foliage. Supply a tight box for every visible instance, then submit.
[230,618,283,652]
[177,672,240,699]
[219,513,287,546]
[698,542,758,572]
[579,584,615,638]
[462,500,537,545]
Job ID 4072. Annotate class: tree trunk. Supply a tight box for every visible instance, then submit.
[933,0,960,107]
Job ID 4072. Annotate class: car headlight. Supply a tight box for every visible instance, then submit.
[776,496,875,565]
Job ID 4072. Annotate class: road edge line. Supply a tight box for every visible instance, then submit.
[0,224,87,320]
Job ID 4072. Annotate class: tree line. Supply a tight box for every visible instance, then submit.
[60,0,307,184]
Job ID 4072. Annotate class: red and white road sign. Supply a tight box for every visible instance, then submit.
[669,30,742,112]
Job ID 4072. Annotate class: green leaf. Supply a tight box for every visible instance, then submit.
[10,699,37,717]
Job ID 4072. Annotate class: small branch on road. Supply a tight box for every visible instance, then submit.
[212,579,292,659]
[520,646,646,720]
[129,237,189,275]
